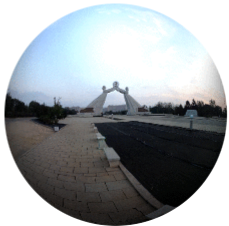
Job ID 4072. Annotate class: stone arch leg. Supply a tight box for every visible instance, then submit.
[124,94,141,116]
[87,93,108,115]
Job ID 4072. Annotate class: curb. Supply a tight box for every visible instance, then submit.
[146,205,175,219]
[92,123,176,220]
[119,162,164,210]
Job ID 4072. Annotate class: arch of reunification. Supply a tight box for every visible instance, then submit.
[81,81,148,116]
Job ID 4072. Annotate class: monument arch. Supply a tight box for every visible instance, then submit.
[81,81,148,116]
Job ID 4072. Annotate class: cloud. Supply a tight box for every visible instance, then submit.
[97,10,111,15]
[111,9,121,14]
[96,7,121,15]
[125,7,170,37]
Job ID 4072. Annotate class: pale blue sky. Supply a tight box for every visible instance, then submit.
[8,4,226,108]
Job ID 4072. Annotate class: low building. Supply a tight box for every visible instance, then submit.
[137,105,150,115]
[185,109,198,117]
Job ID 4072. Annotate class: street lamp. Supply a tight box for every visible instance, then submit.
[190,114,193,129]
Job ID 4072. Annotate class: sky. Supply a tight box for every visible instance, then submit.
[8,4,226,108]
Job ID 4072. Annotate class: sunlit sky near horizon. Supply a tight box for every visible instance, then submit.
[8,4,226,108]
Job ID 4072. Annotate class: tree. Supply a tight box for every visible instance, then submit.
[49,97,65,124]
[215,105,223,116]
[5,93,30,117]
[222,106,227,118]
[174,104,184,115]
[29,101,41,115]
[38,97,65,124]
[209,99,216,108]
[185,100,191,109]
[5,93,13,117]
[14,99,26,113]
[191,99,197,109]
[63,107,77,117]
[197,100,204,108]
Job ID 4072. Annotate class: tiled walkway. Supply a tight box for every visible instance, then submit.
[16,117,156,225]
[6,115,227,224]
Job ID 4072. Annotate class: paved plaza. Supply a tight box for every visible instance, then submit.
[5,115,226,225]
[110,115,226,133]
[12,117,156,225]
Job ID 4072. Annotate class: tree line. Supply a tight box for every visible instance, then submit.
[5,93,77,124]
[5,93,227,119]
[149,99,227,118]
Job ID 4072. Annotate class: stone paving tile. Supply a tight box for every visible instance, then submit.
[63,182,85,192]
[34,185,52,198]
[58,172,82,177]
[58,174,76,182]
[43,169,57,179]
[83,173,97,177]
[80,212,114,225]
[49,165,61,171]
[106,180,132,191]
[77,176,96,184]
[94,161,110,168]
[57,206,82,220]
[113,172,126,181]
[55,187,76,200]
[63,158,76,163]
[109,209,144,224]
[99,190,127,202]
[95,175,116,183]
[97,172,109,177]
[76,158,95,164]
[136,203,157,215]
[80,155,94,159]
[67,162,80,167]
[113,196,146,211]
[80,162,95,168]
[85,183,108,192]
[60,166,74,173]
[37,181,54,194]
[89,167,107,174]
[122,187,139,198]
[56,161,68,166]
[77,192,101,202]
[64,199,90,212]
[74,167,89,174]
[33,172,48,184]
[45,194,64,207]
[33,159,41,166]
[25,173,38,185]
[88,202,118,213]
[106,167,120,172]
[47,178,64,189]
[40,162,51,168]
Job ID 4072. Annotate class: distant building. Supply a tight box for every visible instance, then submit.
[137,105,150,115]
[69,106,81,112]
[185,109,198,117]
[80,107,94,113]
[103,105,127,113]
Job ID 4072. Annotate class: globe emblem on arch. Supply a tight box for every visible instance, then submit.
[113,81,119,88]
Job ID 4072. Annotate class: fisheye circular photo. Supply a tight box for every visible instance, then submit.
[4,3,227,225]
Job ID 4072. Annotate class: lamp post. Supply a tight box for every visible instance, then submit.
[190,115,193,130]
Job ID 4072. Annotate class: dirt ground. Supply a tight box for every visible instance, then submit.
[5,118,54,161]
[95,121,225,207]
